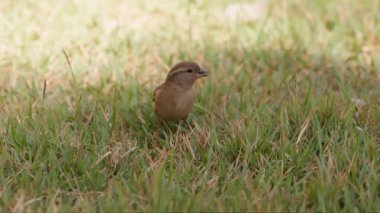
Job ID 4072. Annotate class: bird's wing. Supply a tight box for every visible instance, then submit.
[153,85,163,102]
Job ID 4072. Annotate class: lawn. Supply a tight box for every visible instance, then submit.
[1,0,380,211]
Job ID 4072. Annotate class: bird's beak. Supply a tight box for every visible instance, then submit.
[197,68,209,78]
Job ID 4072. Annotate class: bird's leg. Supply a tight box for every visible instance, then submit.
[158,120,164,128]
[153,120,164,139]
[182,115,190,128]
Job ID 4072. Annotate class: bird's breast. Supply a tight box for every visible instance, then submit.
[175,89,195,112]
[154,86,195,121]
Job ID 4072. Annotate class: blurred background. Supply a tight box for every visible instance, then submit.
[1,0,379,96]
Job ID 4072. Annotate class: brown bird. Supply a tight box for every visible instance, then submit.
[153,61,208,125]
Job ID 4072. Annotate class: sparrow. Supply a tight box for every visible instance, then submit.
[153,61,208,124]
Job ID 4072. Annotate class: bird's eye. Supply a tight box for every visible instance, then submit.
[187,69,193,73]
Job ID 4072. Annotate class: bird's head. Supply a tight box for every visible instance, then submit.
[166,61,208,88]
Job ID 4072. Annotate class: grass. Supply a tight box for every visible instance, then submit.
[1,0,380,211]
